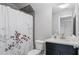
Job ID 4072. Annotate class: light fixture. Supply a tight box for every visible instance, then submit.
[58,4,70,8]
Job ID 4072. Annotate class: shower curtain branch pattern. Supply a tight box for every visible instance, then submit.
[5,30,30,52]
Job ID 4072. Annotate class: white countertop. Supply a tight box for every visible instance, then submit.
[45,35,79,48]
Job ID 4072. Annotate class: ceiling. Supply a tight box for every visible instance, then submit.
[0,3,76,14]
[30,3,75,14]
[0,3,29,9]
[52,3,75,14]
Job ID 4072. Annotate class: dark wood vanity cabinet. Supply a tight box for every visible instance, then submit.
[46,42,78,55]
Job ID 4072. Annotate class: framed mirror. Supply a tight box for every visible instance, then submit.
[52,3,76,36]
[59,15,74,35]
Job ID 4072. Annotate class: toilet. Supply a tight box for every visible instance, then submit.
[27,40,45,55]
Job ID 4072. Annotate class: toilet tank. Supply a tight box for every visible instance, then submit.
[35,40,45,50]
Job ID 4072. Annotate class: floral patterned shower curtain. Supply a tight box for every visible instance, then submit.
[0,5,33,55]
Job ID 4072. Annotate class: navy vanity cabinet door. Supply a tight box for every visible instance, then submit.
[46,42,78,55]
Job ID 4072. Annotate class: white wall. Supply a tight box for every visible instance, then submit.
[31,4,53,40]
[31,3,75,40]
[30,3,75,40]
[35,8,52,40]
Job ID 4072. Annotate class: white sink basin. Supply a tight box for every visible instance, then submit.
[46,35,79,48]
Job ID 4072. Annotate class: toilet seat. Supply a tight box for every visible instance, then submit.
[27,49,41,55]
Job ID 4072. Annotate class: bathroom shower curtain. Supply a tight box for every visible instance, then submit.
[0,5,33,55]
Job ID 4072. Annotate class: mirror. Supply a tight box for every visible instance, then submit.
[52,3,78,36]
[60,16,73,35]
